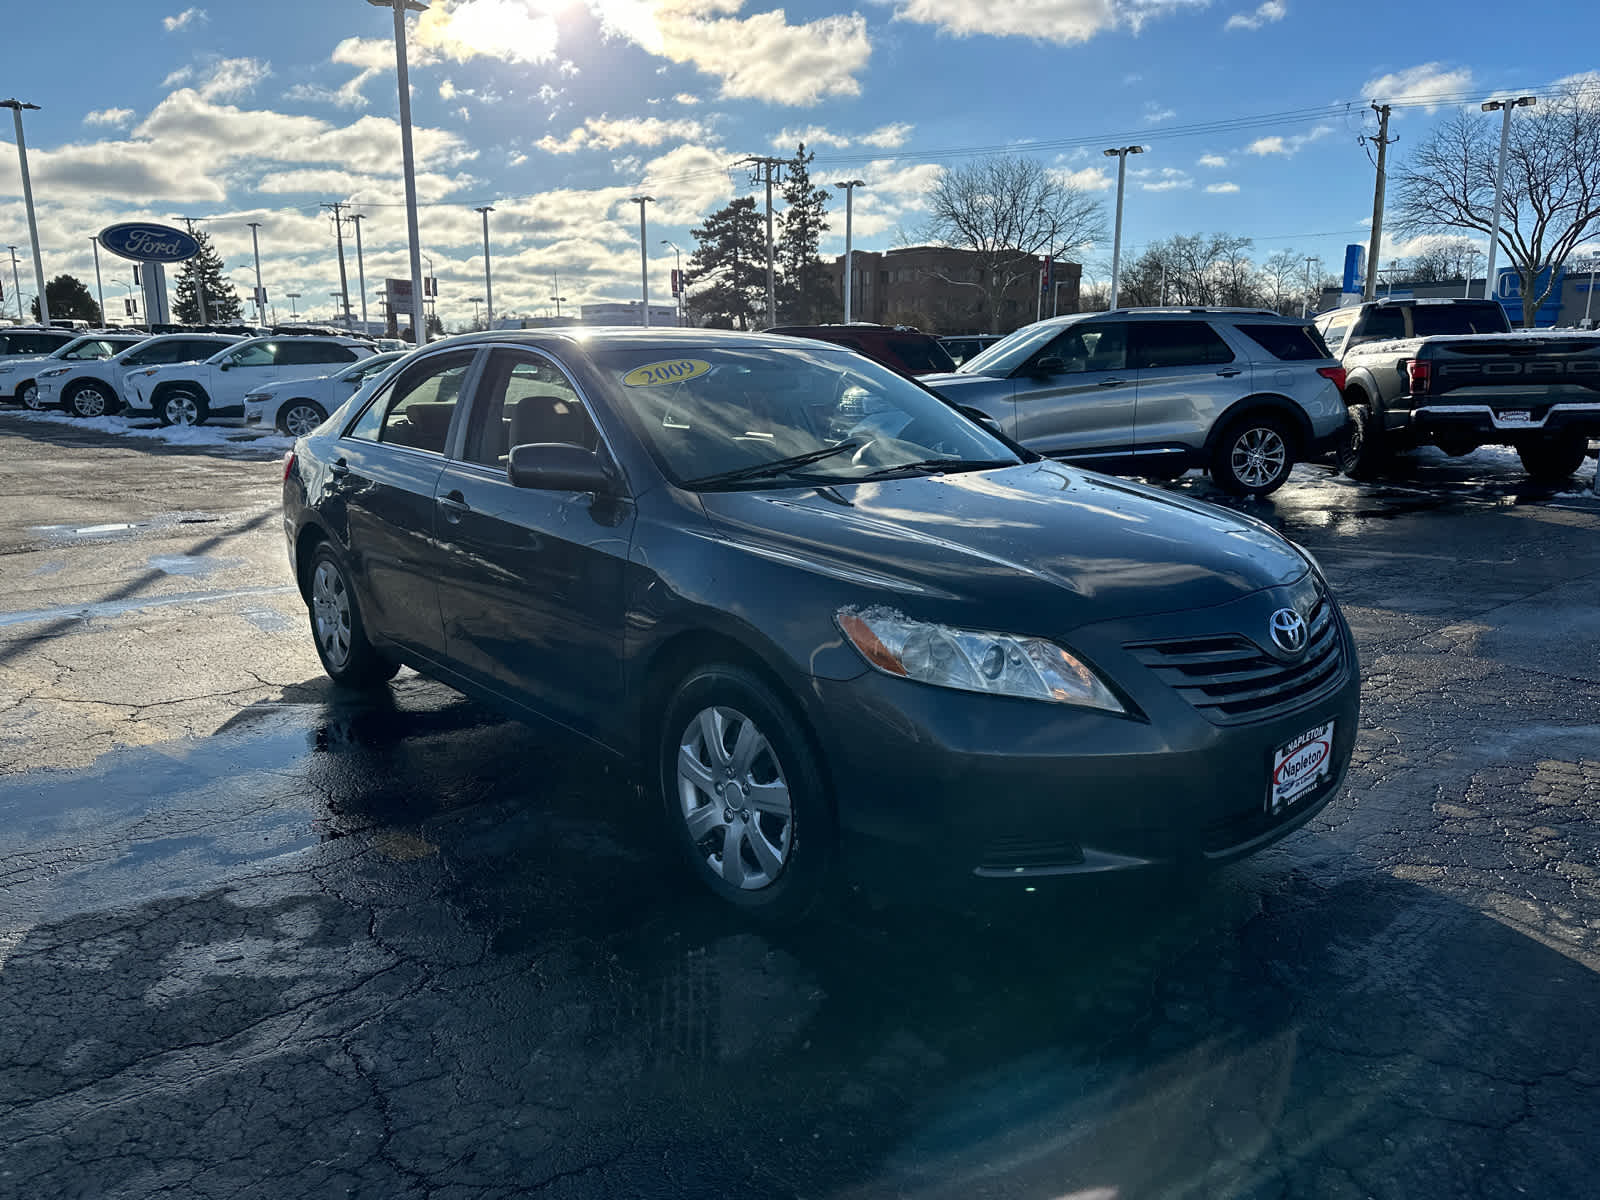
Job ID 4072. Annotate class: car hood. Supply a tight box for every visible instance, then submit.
[697,461,1308,632]
[0,354,63,372]
[259,373,336,394]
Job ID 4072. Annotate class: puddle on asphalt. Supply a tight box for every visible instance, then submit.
[149,553,247,577]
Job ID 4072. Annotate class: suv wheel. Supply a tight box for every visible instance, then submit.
[1517,434,1590,484]
[1211,414,1295,496]
[159,388,208,427]
[18,382,42,411]
[1337,403,1387,480]
[278,400,328,438]
[67,380,117,419]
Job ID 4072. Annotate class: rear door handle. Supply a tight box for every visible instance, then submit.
[437,490,470,521]
[1098,378,1128,387]
[329,459,351,478]
[1216,367,1244,377]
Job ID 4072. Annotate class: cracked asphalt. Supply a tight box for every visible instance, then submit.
[2,410,1599,1199]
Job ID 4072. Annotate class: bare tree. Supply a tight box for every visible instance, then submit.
[1262,248,1305,314]
[922,155,1107,331]
[1394,83,1600,325]
[1400,235,1481,284]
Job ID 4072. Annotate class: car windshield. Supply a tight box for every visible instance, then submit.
[957,323,1066,376]
[592,345,1022,490]
[49,337,102,360]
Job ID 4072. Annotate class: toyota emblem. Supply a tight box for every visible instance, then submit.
[1269,608,1308,654]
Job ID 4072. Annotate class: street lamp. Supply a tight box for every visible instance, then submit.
[550,273,567,319]
[1480,95,1536,306]
[475,205,495,330]
[1103,145,1145,309]
[834,180,866,323]
[349,214,368,334]
[286,291,301,317]
[6,245,22,322]
[89,237,106,328]
[661,240,684,326]
[368,0,430,344]
[1,100,48,326]
[470,297,484,329]
[630,195,654,327]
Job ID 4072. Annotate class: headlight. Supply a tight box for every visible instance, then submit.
[0,366,14,376]
[243,391,273,403]
[837,608,1125,712]
[1290,539,1325,579]
[38,367,70,378]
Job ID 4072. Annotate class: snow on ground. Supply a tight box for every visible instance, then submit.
[2,407,293,453]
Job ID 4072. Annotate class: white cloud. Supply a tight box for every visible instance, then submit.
[84,108,135,128]
[1225,1,1285,32]
[673,93,700,105]
[439,79,458,100]
[414,0,561,65]
[1361,62,1473,111]
[537,114,710,154]
[1247,124,1333,155]
[1051,165,1114,192]
[163,7,206,32]
[1205,181,1241,194]
[168,57,273,102]
[860,122,913,149]
[770,122,914,152]
[1140,168,1193,192]
[1145,105,1176,124]
[1198,153,1228,168]
[893,0,1209,46]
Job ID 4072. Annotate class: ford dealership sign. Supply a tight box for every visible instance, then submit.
[98,222,200,264]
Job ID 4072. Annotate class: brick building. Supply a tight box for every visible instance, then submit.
[824,245,1082,335]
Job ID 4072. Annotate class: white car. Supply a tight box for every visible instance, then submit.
[34,333,244,418]
[2,334,148,408]
[126,335,377,426]
[241,351,408,436]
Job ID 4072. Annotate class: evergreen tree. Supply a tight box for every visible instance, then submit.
[684,197,767,330]
[776,144,837,325]
[30,275,102,325]
[173,230,243,324]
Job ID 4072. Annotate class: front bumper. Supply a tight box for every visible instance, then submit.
[813,585,1361,894]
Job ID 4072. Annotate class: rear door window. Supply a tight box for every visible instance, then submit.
[1131,321,1235,368]
[1352,307,1405,344]
[1236,324,1333,361]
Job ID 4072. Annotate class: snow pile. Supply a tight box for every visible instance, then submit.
[1,406,292,452]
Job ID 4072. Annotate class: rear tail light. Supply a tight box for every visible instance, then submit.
[1406,359,1429,395]
[282,451,297,483]
[1316,366,1347,391]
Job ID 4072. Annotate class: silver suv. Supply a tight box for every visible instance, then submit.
[925,308,1348,495]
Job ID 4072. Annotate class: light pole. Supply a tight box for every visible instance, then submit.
[1463,245,1482,299]
[423,252,435,331]
[286,291,301,317]
[470,297,483,330]
[350,214,369,334]
[114,280,136,322]
[661,240,684,326]
[2,100,48,326]
[1583,254,1599,330]
[1103,145,1145,309]
[7,246,22,322]
[475,205,494,330]
[90,237,106,327]
[1303,256,1317,317]
[834,179,865,324]
[247,221,266,327]
[630,195,654,327]
[1481,95,1536,309]
[550,274,567,319]
[369,0,430,344]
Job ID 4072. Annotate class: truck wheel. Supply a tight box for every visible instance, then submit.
[1517,434,1590,484]
[1337,404,1387,481]
[1211,414,1295,496]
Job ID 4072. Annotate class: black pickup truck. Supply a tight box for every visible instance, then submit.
[1319,299,1600,482]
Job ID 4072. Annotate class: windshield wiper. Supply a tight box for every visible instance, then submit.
[682,440,863,489]
[850,457,1016,481]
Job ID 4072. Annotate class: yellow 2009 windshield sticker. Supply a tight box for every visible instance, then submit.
[623,358,711,387]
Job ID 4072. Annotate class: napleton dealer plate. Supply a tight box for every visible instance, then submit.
[1270,719,1335,814]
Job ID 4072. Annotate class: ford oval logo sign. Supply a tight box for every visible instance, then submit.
[98,222,201,264]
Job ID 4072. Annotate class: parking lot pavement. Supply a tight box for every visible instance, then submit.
[2,412,1598,1199]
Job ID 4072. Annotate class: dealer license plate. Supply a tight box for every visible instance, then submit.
[1269,720,1335,814]
[1498,410,1533,426]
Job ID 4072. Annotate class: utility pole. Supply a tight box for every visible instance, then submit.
[1363,103,1395,302]
[90,237,106,328]
[1481,95,1537,311]
[247,221,266,327]
[741,156,786,327]
[286,291,300,317]
[1303,256,1317,317]
[1,100,47,327]
[834,179,864,324]
[630,195,653,327]
[550,274,567,319]
[1103,145,1144,309]
[350,214,369,334]
[475,205,494,329]
[322,202,353,327]
[8,245,24,321]
[661,241,684,326]
[178,217,209,324]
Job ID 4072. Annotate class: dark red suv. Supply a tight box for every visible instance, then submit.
[767,324,956,378]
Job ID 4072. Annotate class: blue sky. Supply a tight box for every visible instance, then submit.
[0,1,1595,326]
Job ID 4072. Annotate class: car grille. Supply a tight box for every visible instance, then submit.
[1124,595,1345,726]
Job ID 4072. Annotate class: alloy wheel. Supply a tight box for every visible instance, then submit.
[1231,427,1288,488]
[676,705,793,891]
[310,560,353,670]
[73,384,111,418]
[20,383,41,411]
[165,394,200,426]
[281,403,325,438]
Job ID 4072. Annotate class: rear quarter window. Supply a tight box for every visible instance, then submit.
[1411,303,1512,337]
[1236,324,1334,361]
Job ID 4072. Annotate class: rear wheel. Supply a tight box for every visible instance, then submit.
[278,400,328,438]
[1211,413,1295,496]
[1337,403,1387,480]
[306,543,399,688]
[67,380,117,418]
[1517,434,1590,483]
[159,387,208,427]
[659,664,834,922]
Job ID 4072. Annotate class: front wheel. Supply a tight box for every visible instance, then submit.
[278,400,328,438]
[659,665,834,922]
[18,382,41,411]
[306,544,399,688]
[67,380,118,419]
[159,388,208,427]
[1211,414,1295,496]
[1517,434,1590,484]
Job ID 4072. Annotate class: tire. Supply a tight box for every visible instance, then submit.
[305,543,400,688]
[1517,434,1590,484]
[1210,413,1296,496]
[658,664,834,922]
[18,381,41,411]
[158,387,208,427]
[278,400,328,438]
[66,380,118,419]
[1337,403,1387,481]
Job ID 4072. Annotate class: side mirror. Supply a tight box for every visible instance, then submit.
[1031,356,1066,378]
[958,404,1002,431]
[508,442,617,495]
[218,362,232,371]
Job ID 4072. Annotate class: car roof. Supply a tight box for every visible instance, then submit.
[428,327,858,355]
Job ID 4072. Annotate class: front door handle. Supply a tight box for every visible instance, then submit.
[437,490,470,521]
[1216,367,1244,377]
[329,459,351,479]
[1098,377,1128,387]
